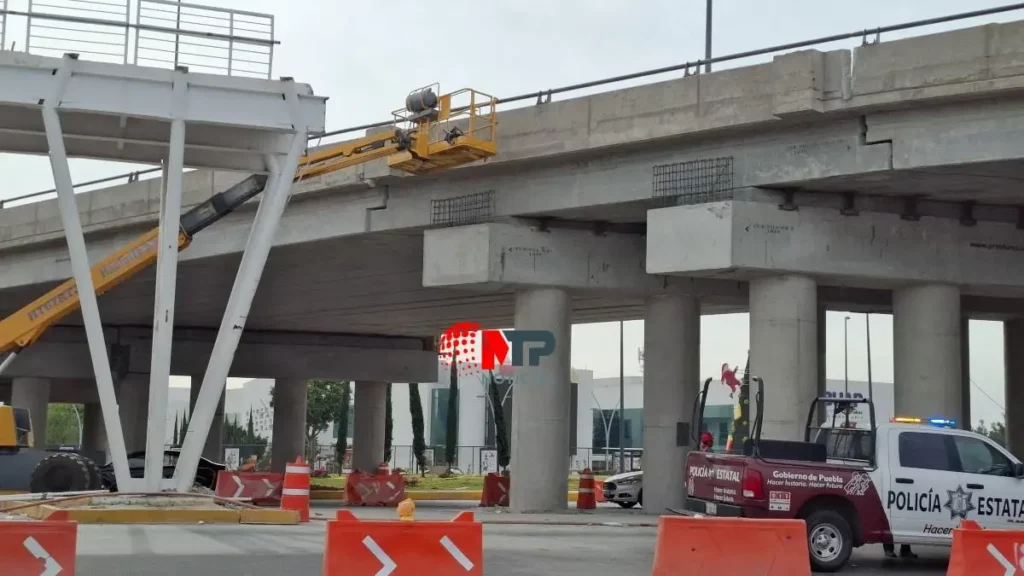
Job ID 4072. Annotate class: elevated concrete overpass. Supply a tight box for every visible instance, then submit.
[5,19,1024,512]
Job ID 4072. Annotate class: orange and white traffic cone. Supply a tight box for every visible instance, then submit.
[376,460,390,476]
[281,456,311,522]
[577,468,596,510]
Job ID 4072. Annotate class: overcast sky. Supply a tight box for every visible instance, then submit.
[0,0,1015,426]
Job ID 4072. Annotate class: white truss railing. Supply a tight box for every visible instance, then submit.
[0,0,276,77]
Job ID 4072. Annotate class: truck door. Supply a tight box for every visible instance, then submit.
[886,428,964,542]
[948,432,1024,529]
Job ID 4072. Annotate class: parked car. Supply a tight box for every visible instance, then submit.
[603,470,643,508]
[98,448,226,491]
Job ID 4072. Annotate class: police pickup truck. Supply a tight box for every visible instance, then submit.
[681,377,1024,573]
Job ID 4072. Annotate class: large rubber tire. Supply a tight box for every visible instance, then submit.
[617,501,637,509]
[805,509,854,573]
[81,455,103,491]
[29,452,93,493]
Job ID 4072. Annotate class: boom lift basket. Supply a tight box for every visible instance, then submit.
[388,85,498,174]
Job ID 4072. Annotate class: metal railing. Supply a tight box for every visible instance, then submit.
[134,0,273,77]
[1,0,276,76]
[4,3,1024,210]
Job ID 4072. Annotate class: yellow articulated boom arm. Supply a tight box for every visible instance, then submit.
[0,86,497,374]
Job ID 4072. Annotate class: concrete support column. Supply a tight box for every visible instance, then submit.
[641,294,700,515]
[82,403,106,458]
[509,288,572,513]
[961,317,972,430]
[1005,319,1024,461]
[271,379,308,473]
[12,377,50,447]
[893,284,961,420]
[118,374,150,453]
[352,381,387,473]
[189,378,225,462]
[749,275,818,440]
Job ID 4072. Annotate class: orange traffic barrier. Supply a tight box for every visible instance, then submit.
[0,520,78,576]
[323,509,483,575]
[948,518,1024,576]
[281,456,311,522]
[651,515,810,576]
[215,471,284,505]
[577,468,596,510]
[595,479,606,503]
[479,473,510,507]
[346,470,407,506]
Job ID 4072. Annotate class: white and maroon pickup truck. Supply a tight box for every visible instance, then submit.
[680,377,1024,573]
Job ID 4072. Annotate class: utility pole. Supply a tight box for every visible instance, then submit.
[844,316,851,394]
[704,0,713,73]
[866,314,874,402]
[618,320,625,473]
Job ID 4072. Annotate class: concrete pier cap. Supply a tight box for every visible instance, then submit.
[646,194,1024,295]
[422,221,660,292]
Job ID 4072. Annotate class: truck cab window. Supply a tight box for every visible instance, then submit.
[953,435,1012,476]
[898,431,955,471]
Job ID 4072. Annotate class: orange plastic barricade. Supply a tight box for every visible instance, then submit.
[214,471,284,504]
[479,473,510,507]
[595,479,606,503]
[281,457,311,522]
[323,509,483,575]
[577,468,596,510]
[651,515,810,576]
[346,470,407,506]
[0,520,78,576]
[948,519,1024,576]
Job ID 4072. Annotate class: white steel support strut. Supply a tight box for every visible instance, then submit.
[144,73,188,490]
[40,54,133,491]
[173,84,309,491]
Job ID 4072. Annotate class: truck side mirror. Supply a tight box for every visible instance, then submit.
[1013,462,1024,478]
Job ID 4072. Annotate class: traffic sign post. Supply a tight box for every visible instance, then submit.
[322,509,482,575]
[0,520,77,575]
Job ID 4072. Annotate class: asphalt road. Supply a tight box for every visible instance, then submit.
[72,521,950,576]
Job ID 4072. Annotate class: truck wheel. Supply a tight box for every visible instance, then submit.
[29,453,93,493]
[805,509,853,573]
[82,456,103,491]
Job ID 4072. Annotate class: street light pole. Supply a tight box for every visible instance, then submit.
[618,320,625,473]
[844,316,851,394]
[704,0,713,73]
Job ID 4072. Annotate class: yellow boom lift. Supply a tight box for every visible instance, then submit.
[0,85,497,493]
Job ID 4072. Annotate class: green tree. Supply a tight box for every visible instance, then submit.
[975,419,1007,447]
[172,412,180,447]
[488,371,510,472]
[180,409,189,444]
[409,382,427,475]
[46,404,82,446]
[384,383,393,462]
[445,354,459,469]
[336,382,351,466]
[271,380,347,463]
[246,408,256,444]
[224,414,247,444]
